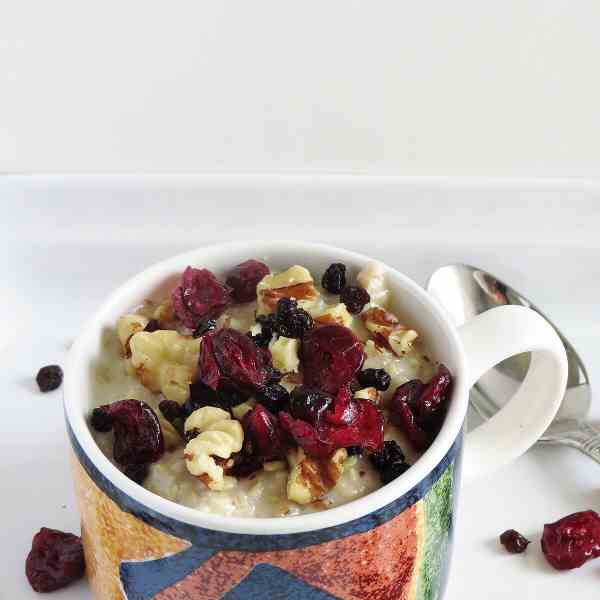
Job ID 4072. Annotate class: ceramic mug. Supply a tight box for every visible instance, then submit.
[64,242,567,600]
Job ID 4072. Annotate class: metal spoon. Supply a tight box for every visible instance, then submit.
[427,264,600,463]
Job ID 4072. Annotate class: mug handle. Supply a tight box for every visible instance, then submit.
[458,305,568,482]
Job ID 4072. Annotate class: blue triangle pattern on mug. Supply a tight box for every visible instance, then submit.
[223,564,340,600]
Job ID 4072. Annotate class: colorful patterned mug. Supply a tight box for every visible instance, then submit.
[64,242,567,599]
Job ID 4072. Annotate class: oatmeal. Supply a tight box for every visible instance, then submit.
[90,259,452,518]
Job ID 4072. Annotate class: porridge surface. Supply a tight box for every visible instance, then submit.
[91,261,439,518]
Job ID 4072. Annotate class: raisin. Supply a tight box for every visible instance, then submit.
[25,528,85,592]
[321,263,347,294]
[542,511,600,570]
[256,383,290,414]
[289,386,333,424]
[499,529,530,554]
[243,404,287,460]
[144,319,161,333]
[93,400,164,466]
[192,318,217,339]
[301,324,365,394]
[123,463,150,485]
[226,259,270,303]
[358,368,391,391]
[340,286,370,314]
[36,365,63,392]
[370,440,410,484]
[171,267,231,328]
[274,298,314,339]
[198,329,271,394]
[90,407,113,432]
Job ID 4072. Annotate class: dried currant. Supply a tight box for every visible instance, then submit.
[357,368,391,391]
[250,314,277,348]
[93,399,164,465]
[198,328,271,394]
[36,365,63,392]
[301,324,365,394]
[171,266,231,328]
[123,463,150,485]
[499,529,530,554]
[274,298,314,339]
[25,528,85,593]
[243,404,287,460]
[144,319,161,333]
[542,510,600,570]
[226,259,270,303]
[90,407,114,432]
[182,381,231,417]
[185,427,201,443]
[346,445,363,456]
[256,383,290,414]
[289,385,333,424]
[192,318,217,339]
[340,286,370,314]
[321,262,347,294]
[159,399,184,423]
[370,440,410,484]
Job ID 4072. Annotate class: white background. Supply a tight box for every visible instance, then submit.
[1,1,600,175]
[1,177,600,599]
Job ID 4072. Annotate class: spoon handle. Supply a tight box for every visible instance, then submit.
[552,422,600,464]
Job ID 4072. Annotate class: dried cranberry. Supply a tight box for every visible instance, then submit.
[90,407,114,432]
[358,368,391,392]
[321,263,347,294]
[199,329,271,394]
[390,396,431,451]
[256,383,289,414]
[340,286,370,314]
[389,366,453,452]
[171,267,231,328]
[274,298,314,339]
[243,404,286,460]
[542,511,600,570]
[370,440,410,484]
[320,399,384,453]
[279,411,333,458]
[192,318,217,339]
[124,463,150,485]
[36,365,63,392]
[25,528,85,593]
[144,319,161,333]
[301,325,365,394]
[289,386,333,424]
[94,400,164,465]
[226,259,270,303]
[499,529,530,554]
[415,364,452,425]
[323,386,359,426]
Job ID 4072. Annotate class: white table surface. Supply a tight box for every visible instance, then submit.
[2,175,600,600]
[2,1,600,175]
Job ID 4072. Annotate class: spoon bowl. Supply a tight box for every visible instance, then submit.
[428,264,599,458]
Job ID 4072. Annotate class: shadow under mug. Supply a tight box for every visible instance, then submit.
[64,242,567,600]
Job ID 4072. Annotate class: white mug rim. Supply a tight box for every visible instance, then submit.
[64,240,469,536]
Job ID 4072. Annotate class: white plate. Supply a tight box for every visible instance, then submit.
[2,175,599,599]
